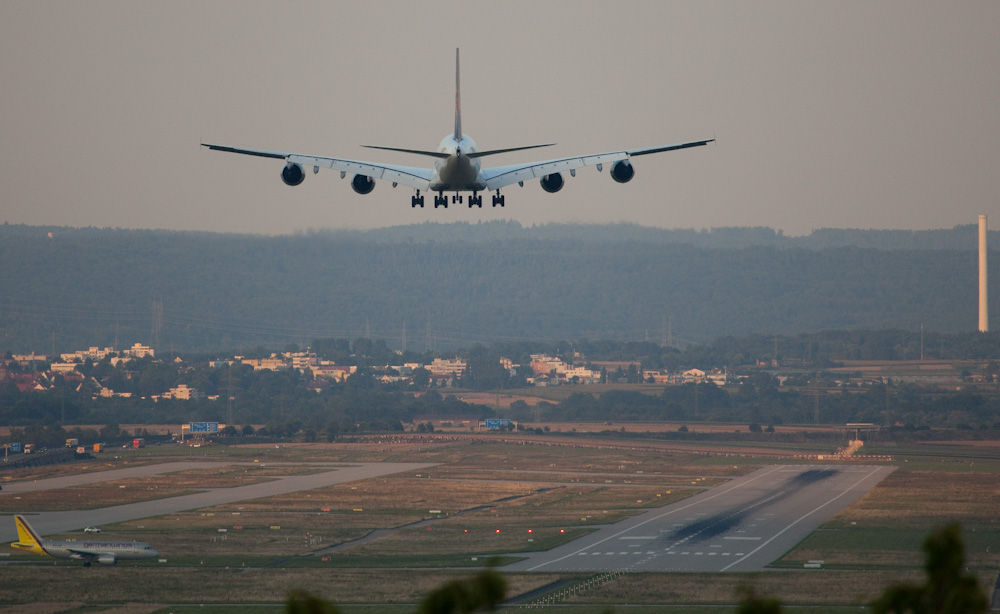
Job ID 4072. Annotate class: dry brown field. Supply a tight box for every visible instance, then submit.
[1,464,330,511]
[0,456,169,484]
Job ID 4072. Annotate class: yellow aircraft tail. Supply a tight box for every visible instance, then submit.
[12,515,49,556]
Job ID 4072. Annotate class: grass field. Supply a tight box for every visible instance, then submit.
[776,464,1000,569]
[1,432,998,613]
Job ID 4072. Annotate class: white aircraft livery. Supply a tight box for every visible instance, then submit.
[11,515,159,566]
[203,49,713,209]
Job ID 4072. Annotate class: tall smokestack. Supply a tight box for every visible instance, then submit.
[979,214,988,332]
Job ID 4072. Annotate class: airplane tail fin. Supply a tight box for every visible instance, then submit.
[12,515,48,555]
[365,49,555,160]
[454,48,462,142]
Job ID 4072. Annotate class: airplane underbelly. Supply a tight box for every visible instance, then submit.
[430,158,486,191]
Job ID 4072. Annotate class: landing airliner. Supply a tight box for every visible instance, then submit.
[203,49,712,208]
[11,515,159,566]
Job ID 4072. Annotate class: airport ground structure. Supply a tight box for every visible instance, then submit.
[0,434,997,611]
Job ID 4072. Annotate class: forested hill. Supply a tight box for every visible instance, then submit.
[1,222,996,353]
[363,222,995,250]
[2,221,997,249]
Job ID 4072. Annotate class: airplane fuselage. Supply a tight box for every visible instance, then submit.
[430,135,485,191]
[41,539,159,561]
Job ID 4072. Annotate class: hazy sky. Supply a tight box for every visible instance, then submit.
[2,1,998,236]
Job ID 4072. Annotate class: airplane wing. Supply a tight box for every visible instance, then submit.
[64,547,106,561]
[480,139,713,191]
[201,144,434,192]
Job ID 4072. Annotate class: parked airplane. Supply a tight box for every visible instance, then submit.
[11,515,159,566]
[203,49,713,208]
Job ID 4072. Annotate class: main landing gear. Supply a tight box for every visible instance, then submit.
[422,191,500,208]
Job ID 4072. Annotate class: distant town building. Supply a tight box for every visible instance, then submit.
[122,343,155,359]
[11,353,46,365]
[313,365,356,382]
[156,384,205,401]
[527,354,600,384]
[97,388,133,399]
[681,368,728,386]
[428,358,467,378]
[285,351,318,370]
[242,356,289,371]
[682,368,706,383]
[60,346,115,362]
[13,373,50,392]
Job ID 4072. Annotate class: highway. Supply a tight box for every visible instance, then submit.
[505,464,895,573]
[0,461,436,543]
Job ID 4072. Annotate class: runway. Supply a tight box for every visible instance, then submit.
[0,461,436,544]
[505,464,895,573]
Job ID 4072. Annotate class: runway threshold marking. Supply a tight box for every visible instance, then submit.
[524,465,786,571]
[719,465,886,571]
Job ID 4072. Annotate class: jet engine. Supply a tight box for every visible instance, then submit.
[281,163,306,186]
[97,555,118,565]
[540,173,564,193]
[610,159,634,183]
[351,174,375,194]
